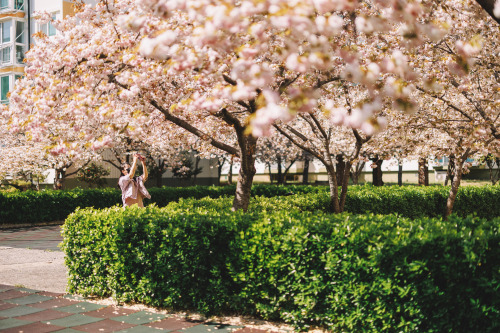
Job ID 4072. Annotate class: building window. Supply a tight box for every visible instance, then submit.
[1,21,11,43]
[15,20,24,63]
[0,20,12,64]
[15,21,23,43]
[15,44,23,63]
[1,46,10,63]
[40,14,57,37]
[0,0,24,11]
[1,75,10,104]
[15,0,24,11]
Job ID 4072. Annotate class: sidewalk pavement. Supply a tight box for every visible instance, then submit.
[0,226,273,333]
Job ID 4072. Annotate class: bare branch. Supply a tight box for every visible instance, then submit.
[150,100,240,157]
[315,75,341,89]
[222,74,237,86]
[278,74,300,93]
[416,86,474,122]
[273,124,325,163]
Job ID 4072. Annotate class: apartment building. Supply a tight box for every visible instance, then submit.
[0,0,96,103]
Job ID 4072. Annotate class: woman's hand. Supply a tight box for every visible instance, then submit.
[136,153,146,162]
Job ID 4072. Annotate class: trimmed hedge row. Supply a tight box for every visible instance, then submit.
[63,202,500,332]
[1,184,499,224]
[344,185,500,219]
[0,184,319,224]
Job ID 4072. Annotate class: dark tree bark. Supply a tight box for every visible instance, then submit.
[339,160,351,211]
[418,157,429,186]
[398,164,403,186]
[156,160,164,188]
[335,154,346,188]
[282,158,297,185]
[371,156,384,186]
[302,155,310,185]
[350,161,365,185]
[277,155,284,185]
[228,156,234,185]
[474,0,500,25]
[325,163,341,213]
[232,135,257,211]
[54,168,66,190]
[267,163,273,184]
[445,150,470,219]
[445,154,455,186]
[217,157,227,185]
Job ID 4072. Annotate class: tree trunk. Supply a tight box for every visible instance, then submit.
[277,155,283,185]
[228,157,233,185]
[335,154,346,188]
[339,161,351,211]
[371,157,384,186]
[445,154,455,186]
[156,172,163,187]
[445,152,469,219]
[232,135,257,211]
[192,155,201,185]
[350,161,365,185]
[155,159,164,188]
[325,163,341,213]
[418,157,429,186]
[267,163,273,184]
[54,168,66,190]
[302,157,310,185]
[282,159,297,185]
[217,158,226,184]
[398,163,403,186]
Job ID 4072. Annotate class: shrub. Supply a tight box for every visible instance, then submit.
[63,204,500,332]
[1,184,499,225]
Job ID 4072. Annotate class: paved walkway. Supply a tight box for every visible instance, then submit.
[0,226,274,333]
[0,225,62,252]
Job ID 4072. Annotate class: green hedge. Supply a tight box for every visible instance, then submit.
[2,184,499,225]
[63,203,500,332]
[344,185,500,219]
[0,184,322,225]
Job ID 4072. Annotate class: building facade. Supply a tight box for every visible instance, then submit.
[0,0,96,102]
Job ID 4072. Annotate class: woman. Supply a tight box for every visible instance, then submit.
[118,153,151,207]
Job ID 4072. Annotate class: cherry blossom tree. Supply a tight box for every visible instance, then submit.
[256,136,303,185]
[273,80,379,212]
[405,1,499,218]
[7,0,497,212]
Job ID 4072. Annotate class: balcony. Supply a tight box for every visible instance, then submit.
[0,0,25,13]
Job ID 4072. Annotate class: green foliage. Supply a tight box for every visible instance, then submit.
[63,203,500,332]
[1,184,499,225]
[76,163,110,188]
[345,184,500,219]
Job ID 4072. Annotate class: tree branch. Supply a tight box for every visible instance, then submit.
[416,86,474,122]
[150,100,240,157]
[273,124,325,164]
[474,0,500,25]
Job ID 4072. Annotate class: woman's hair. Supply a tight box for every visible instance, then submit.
[118,163,130,189]
[118,162,139,189]
[120,163,130,174]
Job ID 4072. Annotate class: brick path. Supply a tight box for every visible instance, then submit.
[0,284,263,332]
[0,226,273,333]
[0,225,62,252]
